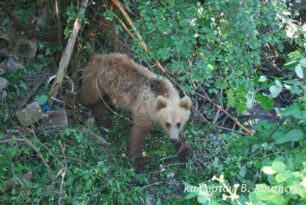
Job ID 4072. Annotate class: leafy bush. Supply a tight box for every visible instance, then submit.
[132,0,288,114]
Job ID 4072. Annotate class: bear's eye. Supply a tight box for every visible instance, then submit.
[176,122,181,128]
[165,122,171,128]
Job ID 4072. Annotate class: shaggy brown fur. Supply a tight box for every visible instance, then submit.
[80,53,192,170]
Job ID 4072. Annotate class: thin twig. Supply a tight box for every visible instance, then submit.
[58,141,67,205]
[0,138,26,143]
[27,127,60,164]
[114,15,135,39]
[140,181,163,191]
[192,107,211,124]
[252,171,260,187]
[195,92,252,135]
[23,136,52,174]
[55,0,63,46]
[267,117,287,143]
[163,162,185,168]
[217,126,246,135]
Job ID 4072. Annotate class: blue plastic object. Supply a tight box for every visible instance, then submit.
[41,103,51,112]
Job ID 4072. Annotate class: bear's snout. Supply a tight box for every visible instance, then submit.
[170,138,178,143]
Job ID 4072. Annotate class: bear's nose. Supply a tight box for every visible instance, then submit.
[170,138,178,143]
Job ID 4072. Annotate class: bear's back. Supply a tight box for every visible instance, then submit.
[80,53,179,110]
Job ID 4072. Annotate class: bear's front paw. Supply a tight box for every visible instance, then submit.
[177,145,193,161]
[132,157,146,173]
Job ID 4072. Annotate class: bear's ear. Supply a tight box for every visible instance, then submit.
[155,96,168,110]
[179,96,192,110]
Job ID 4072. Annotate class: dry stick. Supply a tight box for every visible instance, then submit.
[0,137,52,174]
[114,15,135,39]
[192,108,211,124]
[0,138,27,144]
[49,0,89,104]
[110,0,148,52]
[140,181,163,191]
[55,0,63,46]
[58,141,67,205]
[195,92,252,135]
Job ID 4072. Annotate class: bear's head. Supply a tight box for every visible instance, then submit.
[154,96,192,143]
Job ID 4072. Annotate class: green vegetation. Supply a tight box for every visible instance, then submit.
[0,0,305,204]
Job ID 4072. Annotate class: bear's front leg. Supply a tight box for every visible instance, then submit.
[175,132,193,160]
[91,102,112,129]
[130,124,150,171]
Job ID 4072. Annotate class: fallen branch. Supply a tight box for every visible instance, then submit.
[192,107,211,124]
[49,0,89,104]
[195,92,253,135]
[140,181,163,191]
[110,0,147,52]
[3,171,33,192]
[114,15,135,39]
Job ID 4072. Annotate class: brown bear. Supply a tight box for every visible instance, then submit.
[80,53,192,170]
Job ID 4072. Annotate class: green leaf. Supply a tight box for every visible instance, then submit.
[255,94,273,110]
[155,199,161,205]
[289,84,302,95]
[275,80,282,88]
[239,165,247,177]
[255,189,286,205]
[262,166,276,175]
[269,85,282,98]
[207,201,218,205]
[273,129,305,144]
[258,75,267,82]
[197,195,208,204]
[300,58,306,67]
[283,60,298,69]
[34,95,48,105]
[295,64,304,79]
[272,161,286,173]
[275,171,291,183]
[185,192,197,200]
[282,103,303,119]
[288,50,304,61]
[236,102,247,115]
